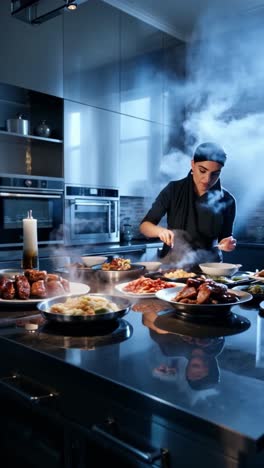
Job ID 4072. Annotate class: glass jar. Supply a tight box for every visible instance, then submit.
[123,224,133,242]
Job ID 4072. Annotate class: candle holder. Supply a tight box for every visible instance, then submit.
[22,210,39,270]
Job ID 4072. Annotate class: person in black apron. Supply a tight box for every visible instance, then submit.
[140,142,237,270]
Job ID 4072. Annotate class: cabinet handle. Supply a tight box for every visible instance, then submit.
[0,374,58,404]
[0,192,61,199]
[91,419,169,466]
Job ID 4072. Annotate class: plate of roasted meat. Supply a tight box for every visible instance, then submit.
[155,276,252,319]
[0,269,90,307]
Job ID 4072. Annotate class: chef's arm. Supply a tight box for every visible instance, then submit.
[140,221,174,247]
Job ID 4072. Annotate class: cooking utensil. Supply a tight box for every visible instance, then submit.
[37,294,132,324]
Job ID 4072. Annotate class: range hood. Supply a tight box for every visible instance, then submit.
[11,0,81,24]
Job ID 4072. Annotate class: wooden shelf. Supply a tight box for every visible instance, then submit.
[0,129,63,144]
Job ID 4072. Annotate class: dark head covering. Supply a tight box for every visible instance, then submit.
[193,142,227,166]
[186,356,220,390]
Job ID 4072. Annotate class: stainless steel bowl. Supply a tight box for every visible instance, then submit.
[37,293,132,324]
[91,263,145,283]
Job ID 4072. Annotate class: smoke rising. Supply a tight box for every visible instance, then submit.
[164,7,264,235]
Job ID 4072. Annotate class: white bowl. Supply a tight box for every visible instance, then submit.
[81,256,108,267]
[135,261,162,272]
[199,262,242,277]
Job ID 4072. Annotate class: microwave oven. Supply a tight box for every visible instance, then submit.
[64,184,120,246]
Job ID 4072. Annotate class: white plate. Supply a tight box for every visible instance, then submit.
[115,281,183,299]
[155,287,252,313]
[0,282,90,308]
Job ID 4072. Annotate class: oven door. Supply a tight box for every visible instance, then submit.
[67,198,119,245]
[0,190,64,247]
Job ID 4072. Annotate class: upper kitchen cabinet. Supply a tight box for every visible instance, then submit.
[163,35,186,133]
[0,0,63,97]
[64,100,119,188]
[63,0,120,112]
[120,12,164,123]
[119,114,163,197]
[0,83,63,177]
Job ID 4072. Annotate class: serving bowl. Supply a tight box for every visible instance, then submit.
[199,262,242,277]
[135,261,162,272]
[233,284,264,303]
[37,293,132,324]
[81,256,108,267]
[91,263,145,283]
[155,286,252,320]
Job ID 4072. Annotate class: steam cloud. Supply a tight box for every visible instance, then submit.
[163,7,264,236]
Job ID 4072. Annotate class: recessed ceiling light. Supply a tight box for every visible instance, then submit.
[66,1,77,11]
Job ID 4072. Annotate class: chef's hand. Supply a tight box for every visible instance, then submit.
[158,228,174,248]
[218,236,237,252]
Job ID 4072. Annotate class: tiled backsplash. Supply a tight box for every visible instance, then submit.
[120,196,147,239]
[120,196,166,240]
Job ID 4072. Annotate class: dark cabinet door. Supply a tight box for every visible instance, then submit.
[120,12,163,124]
[63,0,120,112]
[0,0,63,97]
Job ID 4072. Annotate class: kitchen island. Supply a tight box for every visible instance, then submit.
[0,288,263,467]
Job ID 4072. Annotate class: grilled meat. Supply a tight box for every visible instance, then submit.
[1,280,16,299]
[173,277,239,305]
[15,275,30,300]
[46,280,65,297]
[196,283,212,304]
[24,269,47,283]
[31,280,47,298]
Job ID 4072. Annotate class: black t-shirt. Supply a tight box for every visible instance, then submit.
[141,173,236,263]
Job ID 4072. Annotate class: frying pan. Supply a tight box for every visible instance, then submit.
[37,293,132,324]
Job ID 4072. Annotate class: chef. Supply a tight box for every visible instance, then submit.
[140,142,237,268]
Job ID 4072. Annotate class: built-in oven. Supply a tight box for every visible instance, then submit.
[0,174,64,247]
[64,184,120,245]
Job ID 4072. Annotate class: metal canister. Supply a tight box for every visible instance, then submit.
[6,113,29,135]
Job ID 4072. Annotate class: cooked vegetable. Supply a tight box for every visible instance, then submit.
[247,285,264,295]
[50,295,119,316]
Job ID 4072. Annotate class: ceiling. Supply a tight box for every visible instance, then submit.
[102,0,264,41]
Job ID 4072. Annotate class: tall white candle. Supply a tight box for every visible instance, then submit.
[22,210,39,269]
